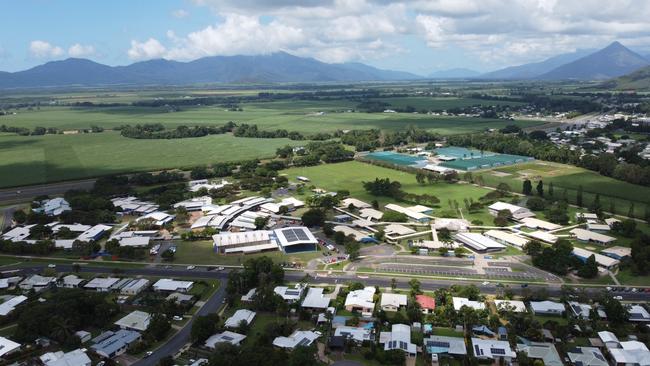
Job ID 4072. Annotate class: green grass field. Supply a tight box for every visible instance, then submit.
[0,131,302,188]
[282,160,493,222]
[478,161,650,217]
[378,96,525,110]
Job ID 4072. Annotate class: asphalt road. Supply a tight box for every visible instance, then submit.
[0,179,96,204]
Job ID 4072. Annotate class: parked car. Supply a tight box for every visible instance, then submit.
[187,265,196,270]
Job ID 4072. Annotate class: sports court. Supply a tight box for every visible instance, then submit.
[436,146,534,171]
[365,151,427,167]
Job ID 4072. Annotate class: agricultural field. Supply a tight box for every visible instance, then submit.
[378,96,525,110]
[0,131,302,188]
[477,161,650,218]
[282,160,494,223]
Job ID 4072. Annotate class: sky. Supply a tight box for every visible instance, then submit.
[2,0,650,75]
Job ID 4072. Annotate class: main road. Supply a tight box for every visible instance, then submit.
[0,179,96,204]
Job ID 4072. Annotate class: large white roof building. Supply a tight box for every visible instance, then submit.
[454,232,506,252]
[488,202,535,220]
[452,297,485,311]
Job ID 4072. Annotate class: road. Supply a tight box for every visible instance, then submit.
[0,179,96,204]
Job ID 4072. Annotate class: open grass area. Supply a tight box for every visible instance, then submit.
[478,160,650,218]
[616,269,650,286]
[378,96,525,110]
[0,131,302,188]
[282,160,493,222]
[174,240,323,266]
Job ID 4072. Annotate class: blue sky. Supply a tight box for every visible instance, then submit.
[2,0,649,75]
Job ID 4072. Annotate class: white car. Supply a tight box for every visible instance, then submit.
[613,296,623,300]
[187,265,196,270]
[47,264,56,268]
[173,315,183,321]
[482,281,490,286]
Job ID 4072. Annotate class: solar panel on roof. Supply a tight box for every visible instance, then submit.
[294,228,309,241]
[491,348,506,355]
[428,341,451,348]
[594,353,606,361]
[223,335,233,341]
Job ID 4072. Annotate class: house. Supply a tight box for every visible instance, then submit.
[380,324,417,356]
[605,218,621,228]
[384,224,416,237]
[274,284,305,303]
[452,297,485,311]
[91,330,141,359]
[488,202,535,220]
[84,277,120,292]
[0,336,21,358]
[115,310,151,332]
[241,288,257,303]
[301,287,331,310]
[334,326,373,343]
[153,279,194,292]
[525,230,559,244]
[529,301,565,315]
[340,198,371,209]
[598,331,650,366]
[576,213,599,223]
[517,341,563,366]
[225,309,256,328]
[572,247,620,270]
[120,279,150,296]
[166,293,194,305]
[333,225,371,242]
[75,330,92,343]
[494,299,527,313]
[111,197,158,215]
[471,338,516,362]
[567,347,609,366]
[484,230,529,248]
[416,294,436,314]
[173,196,213,211]
[424,335,467,359]
[273,330,320,349]
[587,223,611,232]
[407,205,434,215]
[472,325,495,337]
[454,232,506,252]
[0,295,27,316]
[278,197,304,210]
[568,301,597,319]
[60,275,84,288]
[19,275,55,292]
[205,331,246,348]
[76,224,112,242]
[40,348,92,366]
[628,304,650,322]
[0,277,21,290]
[344,287,376,314]
[570,228,616,245]
[1,225,34,242]
[380,293,408,312]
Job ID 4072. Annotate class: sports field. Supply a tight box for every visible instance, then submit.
[282,160,494,222]
[479,161,650,217]
[0,131,301,188]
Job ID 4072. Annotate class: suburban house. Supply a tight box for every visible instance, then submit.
[494,299,527,313]
[0,295,28,316]
[301,287,331,310]
[628,304,650,322]
[272,330,320,350]
[529,301,565,315]
[205,331,246,348]
[35,197,71,216]
[40,349,91,366]
[566,347,609,366]
[572,247,620,270]
[225,309,256,328]
[598,331,650,366]
[344,287,376,315]
[334,326,373,343]
[0,336,21,358]
[380,324,417,356]
[60,275,85,288]
[516,340,563,366]
[452,297,485,311]
[471,338,516,362]
[91,330,141,359]
[425,335,467,361]
[84,277,120,292]
[114,310,151,332]
[416,295,436,314]
[19,275,55,292]
[153,279,194,292]
[380,293,408,312]
[274,284,305,303]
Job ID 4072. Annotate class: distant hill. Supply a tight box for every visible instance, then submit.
[538,42,650,80]
[480,49,593,79]
[601,65,650,90]
[0,52,420,89]
[428,68,481,79]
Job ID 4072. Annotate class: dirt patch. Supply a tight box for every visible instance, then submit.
[491,171,511,177]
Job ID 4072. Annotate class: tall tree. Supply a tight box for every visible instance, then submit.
[576,185,583,207]
[536,180,544,197]
[522,179,533,195]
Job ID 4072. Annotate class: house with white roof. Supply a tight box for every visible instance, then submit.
[138,211,174,226]
[568,301,593,319]
[61,275,85,288]
[334,326,373,343]
[115,310,151,332]
[517,341,563,366]
[424,335,467,359]
[494,299,527,313]
[380,293,408,312]
[121,279,150,296]
[225,309,256,328]
[0,336,21,357]
[572,247,620,270]
[35,197,71,216]
[488,202,535,220]
[1,225,34,242]
[274,284,305,303]
[205,331,246,348]
[520,217,562,231]
[380,324,416,356]
[333,226,370,242]
[345,287,376,314]
[19,275,55,292]
[385,203,431,223]
[91,330,141,359]
[77,224,112,242]
[384,224,416,237]
[0,295,27,316]
[628,304,650,323]
[84,277,120,292]
[529,301,565,315]
[40,348,91,366]
[278,197,304,210]
[359,208,384,221]
[598,331,650,366]
[153,279,194,292]
[340,198,371,209]
[272,330,320,350]
[484,230,529,248]
[602,246,632,260]
[173,196,212,211]
[567,347,609,366]
[212,230,277,254]
[452,297,485,311]
[471,338,516,362]
[301,287,331,310]
[525,230,558,244]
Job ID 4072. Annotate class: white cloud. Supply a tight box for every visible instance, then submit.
[68,43,95,57]
[29,40,64,58]
[172,9,189,18]
[127,38,167,60]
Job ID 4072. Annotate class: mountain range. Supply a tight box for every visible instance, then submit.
[1,42,650,88]
[0,52,419,89]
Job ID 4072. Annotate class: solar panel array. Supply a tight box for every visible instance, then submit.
[280,228,310,243]
[428,341,451,348]
[491,348,506,355]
